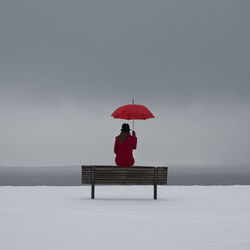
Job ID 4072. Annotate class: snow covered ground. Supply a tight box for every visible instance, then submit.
[0,186,250,250]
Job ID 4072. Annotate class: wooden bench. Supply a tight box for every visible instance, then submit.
[82,165,168,199]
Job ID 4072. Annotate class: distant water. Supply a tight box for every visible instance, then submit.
[0,165,250,186]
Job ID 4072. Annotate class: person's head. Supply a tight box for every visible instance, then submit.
[121,123,130,133]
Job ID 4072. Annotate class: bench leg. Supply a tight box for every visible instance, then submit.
[91,183,95,199]
[91,166,95,199]
[154,184,157,200]
[154,167,158,199]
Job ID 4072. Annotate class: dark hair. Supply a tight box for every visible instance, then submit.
[121,123,130,132]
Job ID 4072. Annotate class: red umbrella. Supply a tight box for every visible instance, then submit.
[111,102,155,130]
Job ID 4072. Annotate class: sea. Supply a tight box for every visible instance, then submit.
[0,165,250,186]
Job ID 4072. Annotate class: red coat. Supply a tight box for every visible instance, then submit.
[114,134,137,167]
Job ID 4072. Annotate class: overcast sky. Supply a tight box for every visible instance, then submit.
[0,0,249,167]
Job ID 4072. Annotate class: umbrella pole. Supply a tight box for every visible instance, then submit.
[132,98,135,131]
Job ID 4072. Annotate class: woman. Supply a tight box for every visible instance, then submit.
[114,123,137,167]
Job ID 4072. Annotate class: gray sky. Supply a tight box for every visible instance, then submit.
[0,0,249,166]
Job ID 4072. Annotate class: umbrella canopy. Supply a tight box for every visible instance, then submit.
[111,104,155,120]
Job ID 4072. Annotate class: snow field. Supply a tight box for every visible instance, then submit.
[0,186,250,250]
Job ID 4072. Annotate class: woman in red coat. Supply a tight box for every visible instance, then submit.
[114,123,137,167]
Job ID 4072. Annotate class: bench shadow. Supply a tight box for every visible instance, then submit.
[77,197,174,202]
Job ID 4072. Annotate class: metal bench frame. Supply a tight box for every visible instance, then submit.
[82,165,168,199]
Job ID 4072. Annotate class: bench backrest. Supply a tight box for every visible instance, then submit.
[82,166,168,185]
